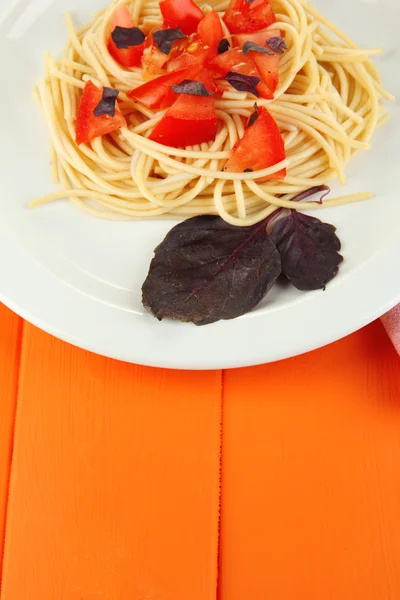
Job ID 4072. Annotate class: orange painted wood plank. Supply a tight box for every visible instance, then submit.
[219,320,400,600]
[1,323,222,600]
[0,304,22,572]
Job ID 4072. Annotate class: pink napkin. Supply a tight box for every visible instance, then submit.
[381,305,400,355]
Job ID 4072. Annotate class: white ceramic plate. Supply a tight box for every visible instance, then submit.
[0,0,399,369]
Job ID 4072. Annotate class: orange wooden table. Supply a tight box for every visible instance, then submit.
[0,301,400,600]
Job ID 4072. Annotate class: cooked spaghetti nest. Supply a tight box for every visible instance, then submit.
[32,0,394,225]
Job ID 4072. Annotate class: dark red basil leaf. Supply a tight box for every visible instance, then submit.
[93,87,119,117]
[142,215,281,325]
[270,211,343,291]
[153,28,187,55]
[242,40,274,56]
[225,71,260,97]
[244,168,253,172]
[111,26,145,49]
[247,103,259,127]
[171,80,211,96]
[217,38,230,54]
[266,36,287,54]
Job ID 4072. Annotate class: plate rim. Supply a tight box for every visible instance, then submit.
[1,226,399,369]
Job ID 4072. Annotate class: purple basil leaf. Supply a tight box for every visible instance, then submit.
[247,103,259,127]
[266,36,287,54]
[218,38,230,54]
[270,211,343,291]
[153,28,186,55]
[93,87,119,117]
[245,0,256,4]
[111,26,145,49]
[142,215,281,325]
[171,80,211,96]
[242,40,274,56]
[289,185,330,205]
[225,71,260,97]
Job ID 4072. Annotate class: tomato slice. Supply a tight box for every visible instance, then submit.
[223,0,276,34]
[149,95,218,147]
[107,7,144,68]
[166,33,208,72]
[194,67,219,95]
[160,0,204,34]
[224,106,286,181]
[209,48,273,99]
[141,28,172,77]
[75,81,127,145]
[128,64,210,109]
[197,10,224,63]
[234,30,281,94]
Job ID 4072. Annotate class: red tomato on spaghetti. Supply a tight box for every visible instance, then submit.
[107,7,144,68]
[224,106,286,181]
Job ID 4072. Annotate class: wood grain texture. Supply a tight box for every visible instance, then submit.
[0,305,22,573]
[0,323,222,600]
[219,320,400,600]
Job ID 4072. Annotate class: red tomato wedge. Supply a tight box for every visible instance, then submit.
[194,67,219,95]
[197,10,224,62]
[142,28,171,77]
[166,33,208,72]
[160,0,204,34]
[75,81,127,146]
[224,106,286,181]
[128,64,217,109]
[149,95,218,147]
[234,29,281,94]
[209,48,273,99]
[128,67,198,109]
[223,0,276,34]
[107,7,144,68]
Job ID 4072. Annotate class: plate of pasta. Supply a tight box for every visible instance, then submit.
[0,0,399,368]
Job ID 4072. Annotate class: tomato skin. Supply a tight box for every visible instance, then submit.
[107,7,144,68]
[223,0,276,34]
[149,95,218,147]
[234,30,281,94]
[141,29,171,77]
[166,34,208,72]
[197,10,224,62]
[128,68,194,109]
[75,81,127,145]
[160,0,204,35]
[209,48,273,99]
[224,106,286,181]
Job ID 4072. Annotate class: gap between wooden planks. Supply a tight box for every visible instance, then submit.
[0,305,22,572]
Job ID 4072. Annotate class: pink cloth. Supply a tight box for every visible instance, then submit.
[381,305,400,355]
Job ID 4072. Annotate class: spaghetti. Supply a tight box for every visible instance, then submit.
[31,0,394,225]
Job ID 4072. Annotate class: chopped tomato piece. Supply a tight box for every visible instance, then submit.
[128,65,201,109]
[75,81,127,146]
[209,48,273,99]
[224,106,285,181]
[166,33,208,72]
[234,30,281,94]
[141,28,171,77]
[149,95,218,147]
[197,10,224,62]
[223,0,276,34]
[107,7,144,68]
[160,0,204,34]
[193,67,219,95]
